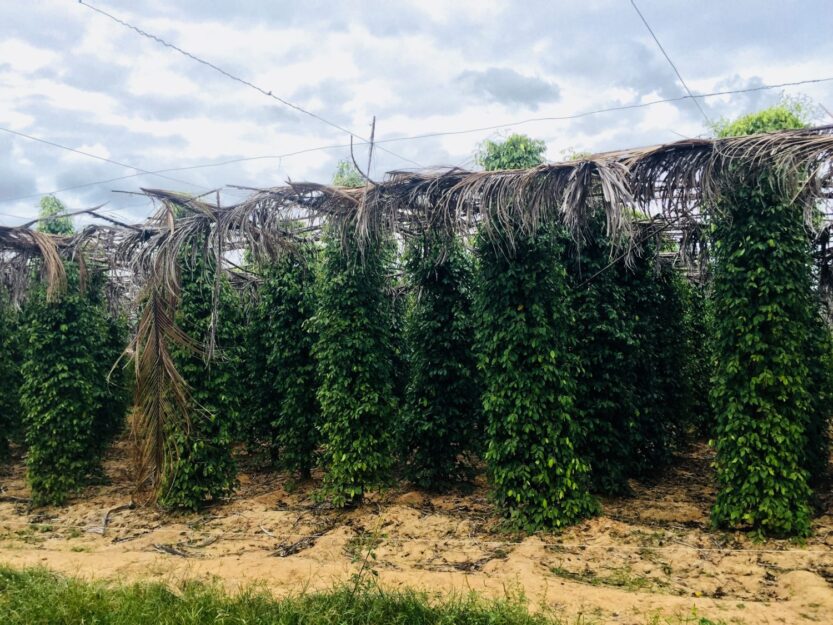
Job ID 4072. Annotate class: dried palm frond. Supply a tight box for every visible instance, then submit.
[0,226,67,303]
[129,281,204,504]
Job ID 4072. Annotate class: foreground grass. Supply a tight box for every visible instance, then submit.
[0,566,729,625]
[0,566,562,625]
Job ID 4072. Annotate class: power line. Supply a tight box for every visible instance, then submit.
[0,141,355,204]
[629,0,712,126]
[77,0,423,170]
[0,126,213,192]
[3,75,831,209]
[371,76,833,145]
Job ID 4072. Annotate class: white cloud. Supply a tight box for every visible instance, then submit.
[0,0,831,222]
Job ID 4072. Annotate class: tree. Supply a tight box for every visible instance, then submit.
[401,231,481,489]
[476,134,547,171]
[332,160,365,188]
[710,96,812,138]
[474,136,597,529]
[37,196,74,236]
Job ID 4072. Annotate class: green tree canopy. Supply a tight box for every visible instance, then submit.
[332,160,365,188]
[476,134,547,171]
[37,196,74,236]
[711,97,811,138]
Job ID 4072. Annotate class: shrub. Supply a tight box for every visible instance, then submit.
[245,246,320,477]
[475,225,597,530]
[401,231,481,489]
[160,248,238,510]
[20,263,122,505]
[312,227,398,506]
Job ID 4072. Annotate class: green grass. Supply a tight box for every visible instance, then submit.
[0,566,734,625]
[0,566,563,625]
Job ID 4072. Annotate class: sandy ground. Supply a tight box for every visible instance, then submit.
[2,441,833,625]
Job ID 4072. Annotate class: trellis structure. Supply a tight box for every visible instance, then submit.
[2,125,833,529]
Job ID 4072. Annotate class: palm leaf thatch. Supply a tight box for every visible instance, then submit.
[0,226,67,303]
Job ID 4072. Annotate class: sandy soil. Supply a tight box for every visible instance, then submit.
[2,441,833,625]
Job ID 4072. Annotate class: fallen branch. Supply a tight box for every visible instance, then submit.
[152,543,192,558]
[86,502,134,536]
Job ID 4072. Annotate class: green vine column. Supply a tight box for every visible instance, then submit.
[566,211,640,495]
[160,249,239,510]
[710,167,816,537]
[624,252,692,478]
[0,292,23,458]
[20,264,115,505]
[313,227,398,506]
[475,225,598,530]
[402,231,481,489]
[246,246,320,477]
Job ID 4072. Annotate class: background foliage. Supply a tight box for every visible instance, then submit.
[401,231,481,489]
[245,246,320,477]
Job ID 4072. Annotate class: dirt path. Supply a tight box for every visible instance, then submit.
[2,442,833,624]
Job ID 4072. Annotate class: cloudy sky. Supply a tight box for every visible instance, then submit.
[1,0,832,226]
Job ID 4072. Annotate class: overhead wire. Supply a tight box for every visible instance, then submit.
[77,0,423,170]
[3,75,830,211]
[629,0,712,125]
[0,141,356,204]
[0,125,221,194]
[371,77,833,145]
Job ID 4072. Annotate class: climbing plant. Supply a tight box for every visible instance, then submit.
[475,225,598,529]
[160,245,239,510]
[709,102,830,537]
[401,230,481,489]
[566,209,640,495]
[709,167,817,536]
[312,226,398,505]
[621,243,692,478]
[474,134,596,529]
[245,245,320,477]
[681,281,713,437]
[0,291,22,457]
[20,263,122,505]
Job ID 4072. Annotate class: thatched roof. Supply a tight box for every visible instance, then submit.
[2,124,832,302]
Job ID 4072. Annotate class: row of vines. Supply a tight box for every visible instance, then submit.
[1,103,832,538]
